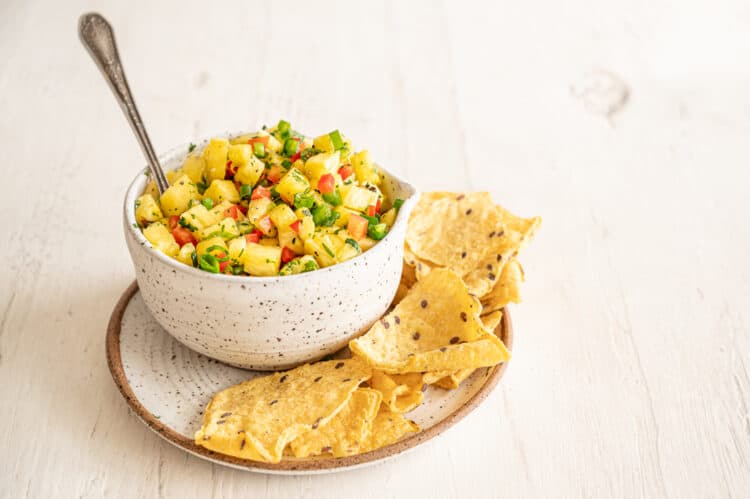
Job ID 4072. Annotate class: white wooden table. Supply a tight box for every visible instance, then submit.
[2,0,749,497]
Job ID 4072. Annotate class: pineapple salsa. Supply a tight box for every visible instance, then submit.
[135,121,403,277]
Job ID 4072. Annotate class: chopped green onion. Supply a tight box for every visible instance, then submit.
[328,130,344,151]
[191,251,198,267]
[230,264,244,275]
[393,198,404,210]
[253,142,266,158]
[196,182,208,195]
[202,198,214,210]
[270,185,282,202]
[239,184,253,200]
[188,143,197,153]
[303,260,319,272]
[198,253,220,273]
[294,190,315,210]
[300,148,318,162]
[345,238,361,252]
[281,159,292,167]
[367,223,388,240]
[277,120,291,140]
[322,243,335,258]
[283,138,299,156]
[361,214,379,226]
[312,204,339,227]
[322,188,342,206]
[205,231,237,240]
[178,217,198,231]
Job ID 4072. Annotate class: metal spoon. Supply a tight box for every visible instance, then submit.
[78,12,169,193]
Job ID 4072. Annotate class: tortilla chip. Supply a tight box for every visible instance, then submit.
[406,192,504,277]
[433,369,473,390]
[422,370,451,384]
[350,268,510,373]
[369,371,424,414]
[289,388,382,458]
[194,358,371,463]
[481,310,503,332]
[461,207,541,297]
[358,406,419,453]
[392,263,418,306]
[481,258,524,315]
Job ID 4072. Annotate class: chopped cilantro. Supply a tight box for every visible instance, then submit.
[202,198,214,210]
[188,142,197,153]
[345,238,361,252]
[322,243,335,258]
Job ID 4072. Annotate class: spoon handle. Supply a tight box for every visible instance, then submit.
[78,13,169,194]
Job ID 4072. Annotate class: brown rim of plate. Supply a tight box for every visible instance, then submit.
[106,281,514,472]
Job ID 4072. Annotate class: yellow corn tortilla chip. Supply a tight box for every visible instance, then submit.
[359,406,419,453]
[392,262,418,306]
[481,310,503,331]
[481,258,524,315]
[369,371,424,414]
[289,388,382,458]
[433,369,474,390]
[406,192,504,277]
[422,370,451,384]
[194,358,371,463]
[349,269,500,374]
[461,207,541,297]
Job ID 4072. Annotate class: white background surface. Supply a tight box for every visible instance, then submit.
[1,0,749,497]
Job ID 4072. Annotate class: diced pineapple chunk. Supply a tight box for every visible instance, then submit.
[351,150,380,185]
[337,240,361,262]
[244,243,282,276]
[196,217,239,241]
[135,194,163,225]
[358,237,376,251]
[181,155,206,183]
[196,237,227,257]
[202,138,229,183]
[143,222,180,257]
[179,204,210,230]
[278,227,304,254]
[279,255,319,275]
[159,175,199,216]
[166,168,184,185]
[301,151,340,183]
[274,168,310,203]
[380,207,397,228]
[246,197,273,225]
[258,237,279,247]
[227,237,247,265]
[333,205,358,227]
[233,154,265,187]
[304,235,337,267]
[343,186,378,211]
[294,208,315,240]
[268,204,297,230]
[228,144,252,165]
[313,134,335,153]
[176,243,196,266]
[207,201,233,225]
[203,179,240,204]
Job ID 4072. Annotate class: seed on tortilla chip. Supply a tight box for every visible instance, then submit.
[369,371,424,414]
[481,258,524,315]
[358,406,419,453]
[406,192,503,277]
[194,358,371,463]
[461,207,540,297]
[289,388,382,458]
[350,268,510,374]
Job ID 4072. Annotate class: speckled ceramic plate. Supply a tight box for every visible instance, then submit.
[106,282,513,474]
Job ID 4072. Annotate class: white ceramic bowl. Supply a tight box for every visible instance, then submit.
[123,136,417,370]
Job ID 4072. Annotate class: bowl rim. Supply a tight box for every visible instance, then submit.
[124,134,419,284]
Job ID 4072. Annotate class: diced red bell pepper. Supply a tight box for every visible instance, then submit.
[375,197,382,214]
[172,227,197,247]
[347,214,368,240]
[338,164,353,181]
[289,151,301,163]
[289,220,301,234]
[257,215,274,235]
[317,173,335,194]
[219,260,230,273]
[245,230,262,244]
[225,160,236,178]
[237,204,248,215]
[223,204,241,220]
[247,136,269,147]
[267,165,284,184]
[366,205,376,217]
[251,185,272,200]
[168,215,180,231]
[281,247,296,264]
